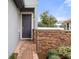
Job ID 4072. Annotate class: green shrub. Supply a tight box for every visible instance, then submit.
[8,53,15,59]
[47,46,71,59]
[48,55,60,59]
[57,46,71,59]
[47,49,58,58]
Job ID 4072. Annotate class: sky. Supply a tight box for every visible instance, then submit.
[37,0,71,22]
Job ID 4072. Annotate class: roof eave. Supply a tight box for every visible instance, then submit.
[13,0,24,9]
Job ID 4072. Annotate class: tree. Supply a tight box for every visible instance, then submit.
[38,11,57,27]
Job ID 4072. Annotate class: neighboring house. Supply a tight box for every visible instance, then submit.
[63,19,71,30]
[8,0,37,56]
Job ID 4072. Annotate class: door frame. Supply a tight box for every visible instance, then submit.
[20,12,33,39]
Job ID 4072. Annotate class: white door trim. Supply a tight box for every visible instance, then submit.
[20,12,33,40]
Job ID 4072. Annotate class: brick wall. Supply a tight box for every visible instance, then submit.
[34,29,71,59]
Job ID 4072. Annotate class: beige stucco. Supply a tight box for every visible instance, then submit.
[8,0,21,56]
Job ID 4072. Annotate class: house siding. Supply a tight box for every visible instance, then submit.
[8,0,21,56]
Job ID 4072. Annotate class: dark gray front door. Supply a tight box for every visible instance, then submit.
[22,14,31,38]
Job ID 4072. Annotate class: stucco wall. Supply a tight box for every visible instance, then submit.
[34,29,71,59]
[8,0,21,56]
